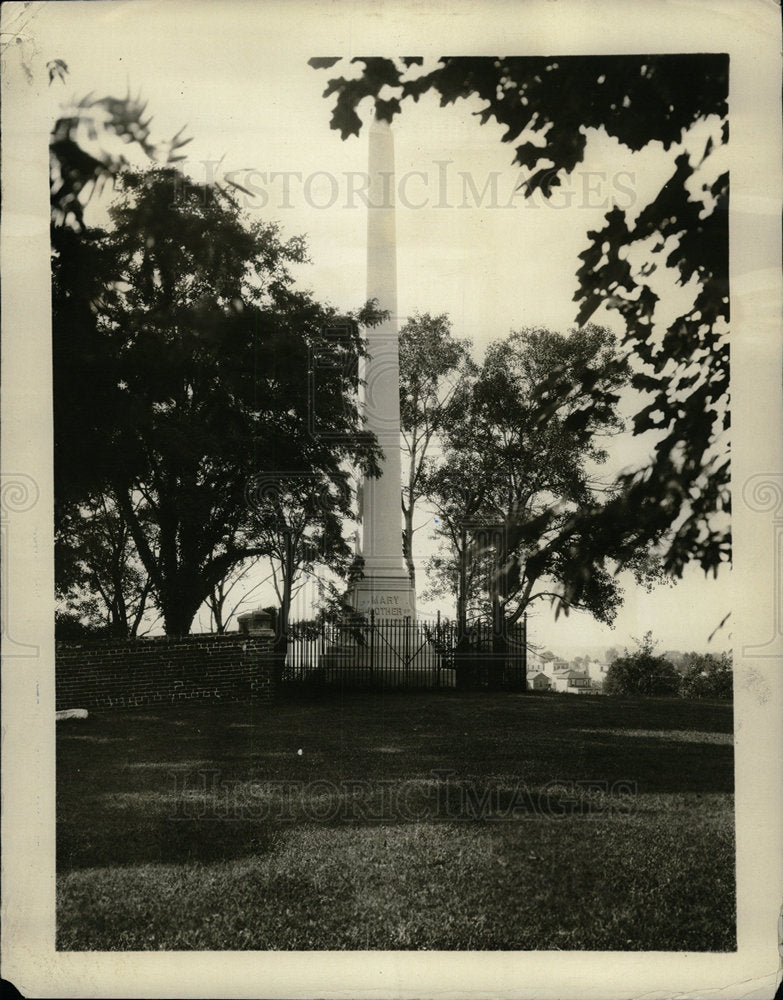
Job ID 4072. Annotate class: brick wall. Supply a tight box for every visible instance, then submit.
[56,632,278,711]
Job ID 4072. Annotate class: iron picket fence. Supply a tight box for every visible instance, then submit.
[282,613,527,691]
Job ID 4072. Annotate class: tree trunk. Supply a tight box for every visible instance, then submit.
[273,533,294,685]
[489,584,506,691]
[402,443,417,586]
[130,578,153,637]
[454,524,473,689]
[457,525,468,639]
[161,587,201,636]
[402,501,416,587]
[210,584,226,633]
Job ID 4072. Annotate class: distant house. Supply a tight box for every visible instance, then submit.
[529,672,552,691]
[567,670,593,693]
[553,669,593,694]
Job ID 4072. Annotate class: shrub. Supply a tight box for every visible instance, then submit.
[679,651,733,700]
[603,632,680,697]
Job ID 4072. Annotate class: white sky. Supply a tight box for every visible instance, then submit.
[36,1,732,655]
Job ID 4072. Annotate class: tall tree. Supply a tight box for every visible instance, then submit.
[418,394,497,635]
[423,326,661,631]
[49,68,192,628]
[53,166,380,634]
[203,559,268,634]
[248,471,356,667]
[398,313,474,587]
[310,55,730,593]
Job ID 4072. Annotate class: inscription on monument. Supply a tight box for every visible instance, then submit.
[355,590,414,619]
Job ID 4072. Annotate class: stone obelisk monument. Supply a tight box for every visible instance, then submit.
[348,115,416,621]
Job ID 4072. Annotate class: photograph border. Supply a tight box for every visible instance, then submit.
[2,0,781,996]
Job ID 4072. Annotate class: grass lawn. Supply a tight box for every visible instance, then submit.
[57,691,735,950]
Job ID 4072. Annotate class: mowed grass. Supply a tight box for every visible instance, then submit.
[57,691,735,951]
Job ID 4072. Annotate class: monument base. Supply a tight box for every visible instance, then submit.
[318,576,452,687]
[347,571,417,622]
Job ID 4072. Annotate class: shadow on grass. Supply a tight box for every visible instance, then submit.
[57,787,633,873]
[58,809,280,871]
[57,692,734,872]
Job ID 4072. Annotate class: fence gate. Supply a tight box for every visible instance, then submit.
[283,614,527,691]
